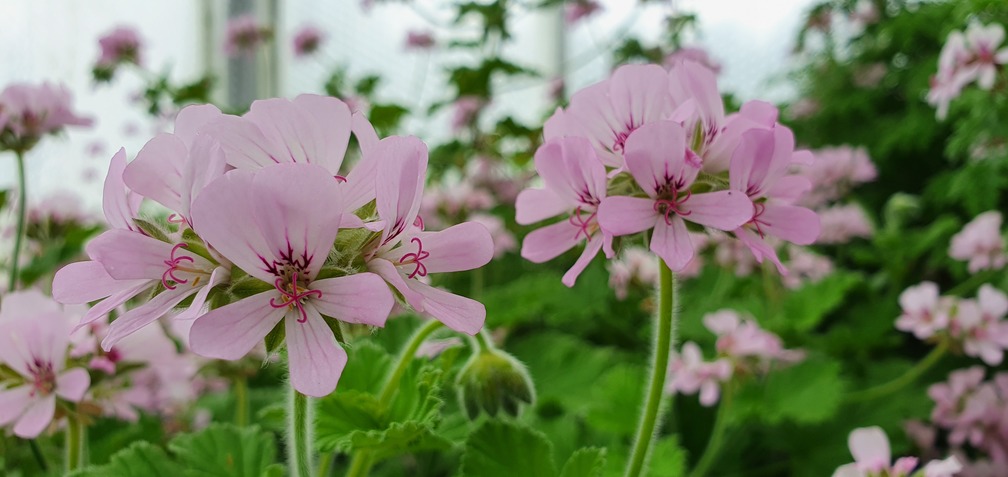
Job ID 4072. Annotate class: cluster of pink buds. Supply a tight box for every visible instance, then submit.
[928,22,1008,119]
[790,146,877,247]
[52,94,494,397]
[517,61,821,285]
[94,26,143,72]
[949,211,1006,274]
[833,426,961,477]
[223,14,273,57]
[292,25,325,57]
[0,82,92,152]
[666,309,801,406]
[923,367,1008,472]
[897,283,1008,365]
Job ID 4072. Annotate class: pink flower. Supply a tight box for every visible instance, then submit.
[451,96,484,133]
[404,30,435,50]
[564,0,602,25]
[517,136,613,286]
[666,342,732,406]
[964,22,1008,90]
[848,0,879,30]
[728,126,820,272]
[952,286,1008,366]
[223,14,272,57]
[0,290,90,438]
[896,282,950,340]
[365,137,494,334]
[833,426,960,477]
[544,63,674,169]
[96,26,143,67]
[949,211,1006,273]
[607,247,660,299]
[664,47,722,74]
[799,146,877,208]
[703,310,789,360]
[598,120,752,271]
[187,163,395,397]
[816,204,873,244]
[853,62,887,88]
[292,25,325,57]
[781,245,833,289]
[0,82,92,150]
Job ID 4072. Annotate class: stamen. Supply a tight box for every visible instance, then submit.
[568,207,598,241]
[749,202,770,238]
[334,174,348,183]
[162,243,195,290]
[269,271,323,323]
[399,237,430,279]
[414,216,425,231]
[653,189,692,225]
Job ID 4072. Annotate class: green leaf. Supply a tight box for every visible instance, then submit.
[167,423,277,477]
[338,341,394,394]
[603,436,686,477]
[776,272,861,332]
[69,442,182,477]
[559,447,606,477]
[585,364,646,436]
[509,332,618,413]
[737,356,846,425]
[461,420,556,477]
[315,390,386,451]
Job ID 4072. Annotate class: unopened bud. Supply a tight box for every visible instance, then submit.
[456,348,535,420]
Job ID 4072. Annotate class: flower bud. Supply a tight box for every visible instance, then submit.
[456,348,535,420]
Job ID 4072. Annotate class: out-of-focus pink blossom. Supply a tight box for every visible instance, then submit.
[664,47,722,74]
[798,146,877,208]
[781,245,834,289]
[928,367,1008,471]
[703,309,805,369]
[896,282,950,340]
[469,213,516,258]
[964,22,1008,90]
[451,96,484,133]
[96,26,143,67]
[953,286,1008,366]
[816,204,873,244]
[0,82,92,151]
[405,30,435,50]
[223,14,272,57]
[666,342,732,406]
[848,0,879,30]
[27,190,99,226]
[853,62,887,88]
[949,211,1006,274]
[787,97,820,120]
[292,25,325,57]
[607,247,660,300]
[833,426,961,477]
[564,0,602,25]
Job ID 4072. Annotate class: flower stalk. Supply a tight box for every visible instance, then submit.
[288,386,313,477]
[688,384,733,477]
[8,150,26,292]
[624,258,677,477]
[65,413,86,472]
[847,340,949,403]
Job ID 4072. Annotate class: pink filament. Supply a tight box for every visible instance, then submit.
[269,271,323,323]
[334,174,348,183]
[399,237,430,279]
[568,207,597,241]
[162,243,195,290]
[653,189,692,225]
[749,202,770,238]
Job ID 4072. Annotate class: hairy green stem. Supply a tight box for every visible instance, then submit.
[234,376,249,427]
[847,340,948,403]
[8,151,26,292]
[624,259,677,477]
[688,386,733,477]
[288,387,313,477]
[65,414,86,472]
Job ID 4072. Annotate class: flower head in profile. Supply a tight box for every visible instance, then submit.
[0,82,92,152]
[292,25,325,57]
[517,136,613,286]
[964,21,1008,90]
[188,163,394,397]
[598,120,752,271]
[224,14,273,57]
[832,426,961,477]
[96,26,143,69]
[0,290,90,438]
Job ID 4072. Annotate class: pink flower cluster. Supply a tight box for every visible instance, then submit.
[798,146,877,209]
[606,247,660,300]
[223,14,273,57]
[564,0,602,26]
[292,25,325,57]
[925,367,1008,472]
[949,211,1006,274]
[928,22,1008,119]
[0,82,92,152]
[53,95,494,397]
[95,26,143,70]
[833,426,961,477]
[663,47,722,75]
[405,30,436,51]
[897,283,1008,365]
[517,62,821,285]
[667,309,801,406]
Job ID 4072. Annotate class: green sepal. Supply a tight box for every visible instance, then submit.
[133,217,171,243]
[263,320,286,354]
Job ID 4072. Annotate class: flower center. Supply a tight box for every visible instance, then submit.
[399,237,430,279]
[269,271,322,323]
[653,186,692,225]
[162,243,201,289]
[28,358,56,397]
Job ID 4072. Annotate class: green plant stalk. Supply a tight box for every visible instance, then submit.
[316,451,334,477]
[234,376,249,427]
[8,151,26,292]
[847,340,949,403]
[624,258,677,477]
[346,319,445,477]
[65,414,86,472]
[288,387,313,477]
[688,385,733,477]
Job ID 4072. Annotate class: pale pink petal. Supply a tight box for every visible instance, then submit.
[534,137,607,205]
[515,188,571,225]
[188,292,286,360]
[681,190,753,230]
[180,135,227,220]
[13,395,55,438]
[735,227,786,274]
[623,120,689,195]
[339,112,381,212]
[848,426,891,470]
[598,196,658,236]
[285,303,347,397]
[102,286,199,350]
[53,261,140,304]
[175,267,230,321]
[207,115,285,169]
[0,386,31,426]
[831,463,865,477]
[650,216,694,272]
[521,220,582,263]
[698,380,721,406]
[85,229,176,280]
[79,280,151,327]
[669,60,725,128]
[103,148,136,230]
[55,368,90,402]
[123,133,186,212]
[729,128,775,193]
[375,136,427,244]
[244,96,350,174]
[766,175,812,203]
[311,273,393,326]
[562,235,604,287]
[172,104,224,145]
[406,281,485,335]
[760,203,820,245]
[393,222,493,274]
[368,258,425,310]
